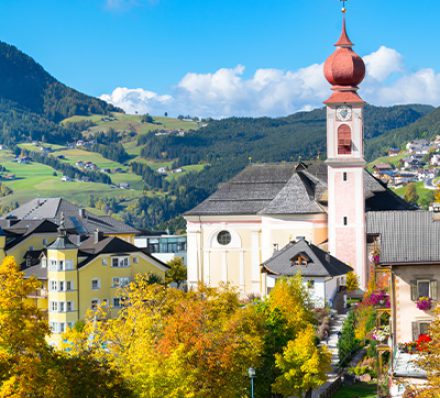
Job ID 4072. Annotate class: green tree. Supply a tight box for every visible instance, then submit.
[338,310,358,365]
[404,182,419,205]
[165,257,187,288]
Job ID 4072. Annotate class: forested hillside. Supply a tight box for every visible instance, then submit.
[366,106,440,160]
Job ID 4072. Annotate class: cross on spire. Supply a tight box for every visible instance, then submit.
[340,0,348,13]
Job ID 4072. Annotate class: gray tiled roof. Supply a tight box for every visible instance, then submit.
[186,161,414,216]
[367,211,440,264]
[7,198,139,235]
[261,238,352,277]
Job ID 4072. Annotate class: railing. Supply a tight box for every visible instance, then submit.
[28,289,48,299]
[318,375,342,398]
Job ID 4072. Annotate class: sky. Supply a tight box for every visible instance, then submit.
[0,0,438,118]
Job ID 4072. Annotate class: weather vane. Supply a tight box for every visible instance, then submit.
[340,0,348,13]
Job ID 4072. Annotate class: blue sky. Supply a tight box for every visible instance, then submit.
[0,0,438,117]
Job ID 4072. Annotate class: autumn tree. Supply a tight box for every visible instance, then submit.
[0,256,62,397]
[417,305,440,397]
[165,257,187,288]
[404,182,419,205]
[272,324,331,398]
[346,271,359,292]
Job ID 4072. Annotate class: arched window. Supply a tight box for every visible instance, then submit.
[338,124,352,155]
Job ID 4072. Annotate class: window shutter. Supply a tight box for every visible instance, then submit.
[412,322,418,341]
[410,280,418,301]
[431,280,438,300]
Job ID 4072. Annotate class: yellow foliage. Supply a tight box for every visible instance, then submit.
[346,272,359,292]
[272,324,331,397]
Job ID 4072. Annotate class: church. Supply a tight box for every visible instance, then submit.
[185,13,413,299]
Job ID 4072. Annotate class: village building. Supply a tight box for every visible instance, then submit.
[0,198,167,344]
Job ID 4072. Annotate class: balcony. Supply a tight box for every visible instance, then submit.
[28,288,48,299]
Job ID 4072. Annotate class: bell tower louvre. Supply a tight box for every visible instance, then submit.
[324,5,368,287]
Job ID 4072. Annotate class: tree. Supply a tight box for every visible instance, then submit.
[141,114,154,124]
[417,305,440,397]
[272,324,331,398]
[346,271,359,292]
[404,182,419,205]
[338,310,358,365]
[165,257,187,288]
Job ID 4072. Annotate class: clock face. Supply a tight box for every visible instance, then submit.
[336,105,352,122]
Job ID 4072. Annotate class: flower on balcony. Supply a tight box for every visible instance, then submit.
[368,248,381,265]
[416,334,432,352]
[367,290,390,308]
[416,296,432,311]
[372,325,390,343]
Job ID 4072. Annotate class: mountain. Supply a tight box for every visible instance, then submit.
[0,41,120,122]
[366,106,440,160]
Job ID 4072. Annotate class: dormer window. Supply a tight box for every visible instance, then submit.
[291,254,310,266]
[338,124,352,155]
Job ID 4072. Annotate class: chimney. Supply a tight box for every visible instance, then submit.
[94,229,104,244]
[273,243,279,253]
[79,208,86,218]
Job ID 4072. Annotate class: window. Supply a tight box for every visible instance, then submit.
[49,260,57,271]
[91,279,100,290]
[113,298,121,308]
[419,322,430,336]
[307,280,315,289]
[49,322,56,333]
[59,302,65,312]
[338,124,352,155]
[418,280,430,298]
[217,231,232,246]
[412,321,432,340]
[58,261,64,271]
[41,259,47,268]
[66,281,72,291]
[50,301,58,312]
[133,256,138,264]
[111,256,130,268]
[29,246,34,251]
[59,281,65,291]
[42,239,48,246]
[50,281,57,291]
[91,299,99,310]
[343,217,348,226]
[67,322,74,330]
[102,258,108,266]
[112,277,130,288]
[66,302,73,312]
[59,323,65,333]
[411,279,438,300]
[65,260,74,270]
[343,172,347,181]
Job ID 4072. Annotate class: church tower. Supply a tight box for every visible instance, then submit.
[323,9,367,287]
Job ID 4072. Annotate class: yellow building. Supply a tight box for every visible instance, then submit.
[0,198,168,341]
[22,224,168,341]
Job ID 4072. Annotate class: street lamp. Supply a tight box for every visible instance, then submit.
[248,367,256,398]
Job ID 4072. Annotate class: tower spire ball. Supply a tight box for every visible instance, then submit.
[341,0,348,13]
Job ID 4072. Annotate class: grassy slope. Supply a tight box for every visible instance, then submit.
[1,114,202,212]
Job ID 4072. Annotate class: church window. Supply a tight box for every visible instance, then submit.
[338,124,352,155]
[217,231,232,246]
[343,172,347,181]
[343,217,348,226]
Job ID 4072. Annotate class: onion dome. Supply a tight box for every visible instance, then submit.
[324,17,365,88]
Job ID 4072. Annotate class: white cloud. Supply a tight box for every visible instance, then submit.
[100,46,440,118]
[364,46,403,81]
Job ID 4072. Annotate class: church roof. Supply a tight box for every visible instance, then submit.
[367,211,440,264]
[186,161,414,216]
[7,198,139,235]
[261,238,352,277]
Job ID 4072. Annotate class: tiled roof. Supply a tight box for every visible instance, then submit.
[7,198,139,235]
[186,161,414,216]
[261,238,352,277]
[367,211,440,264]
